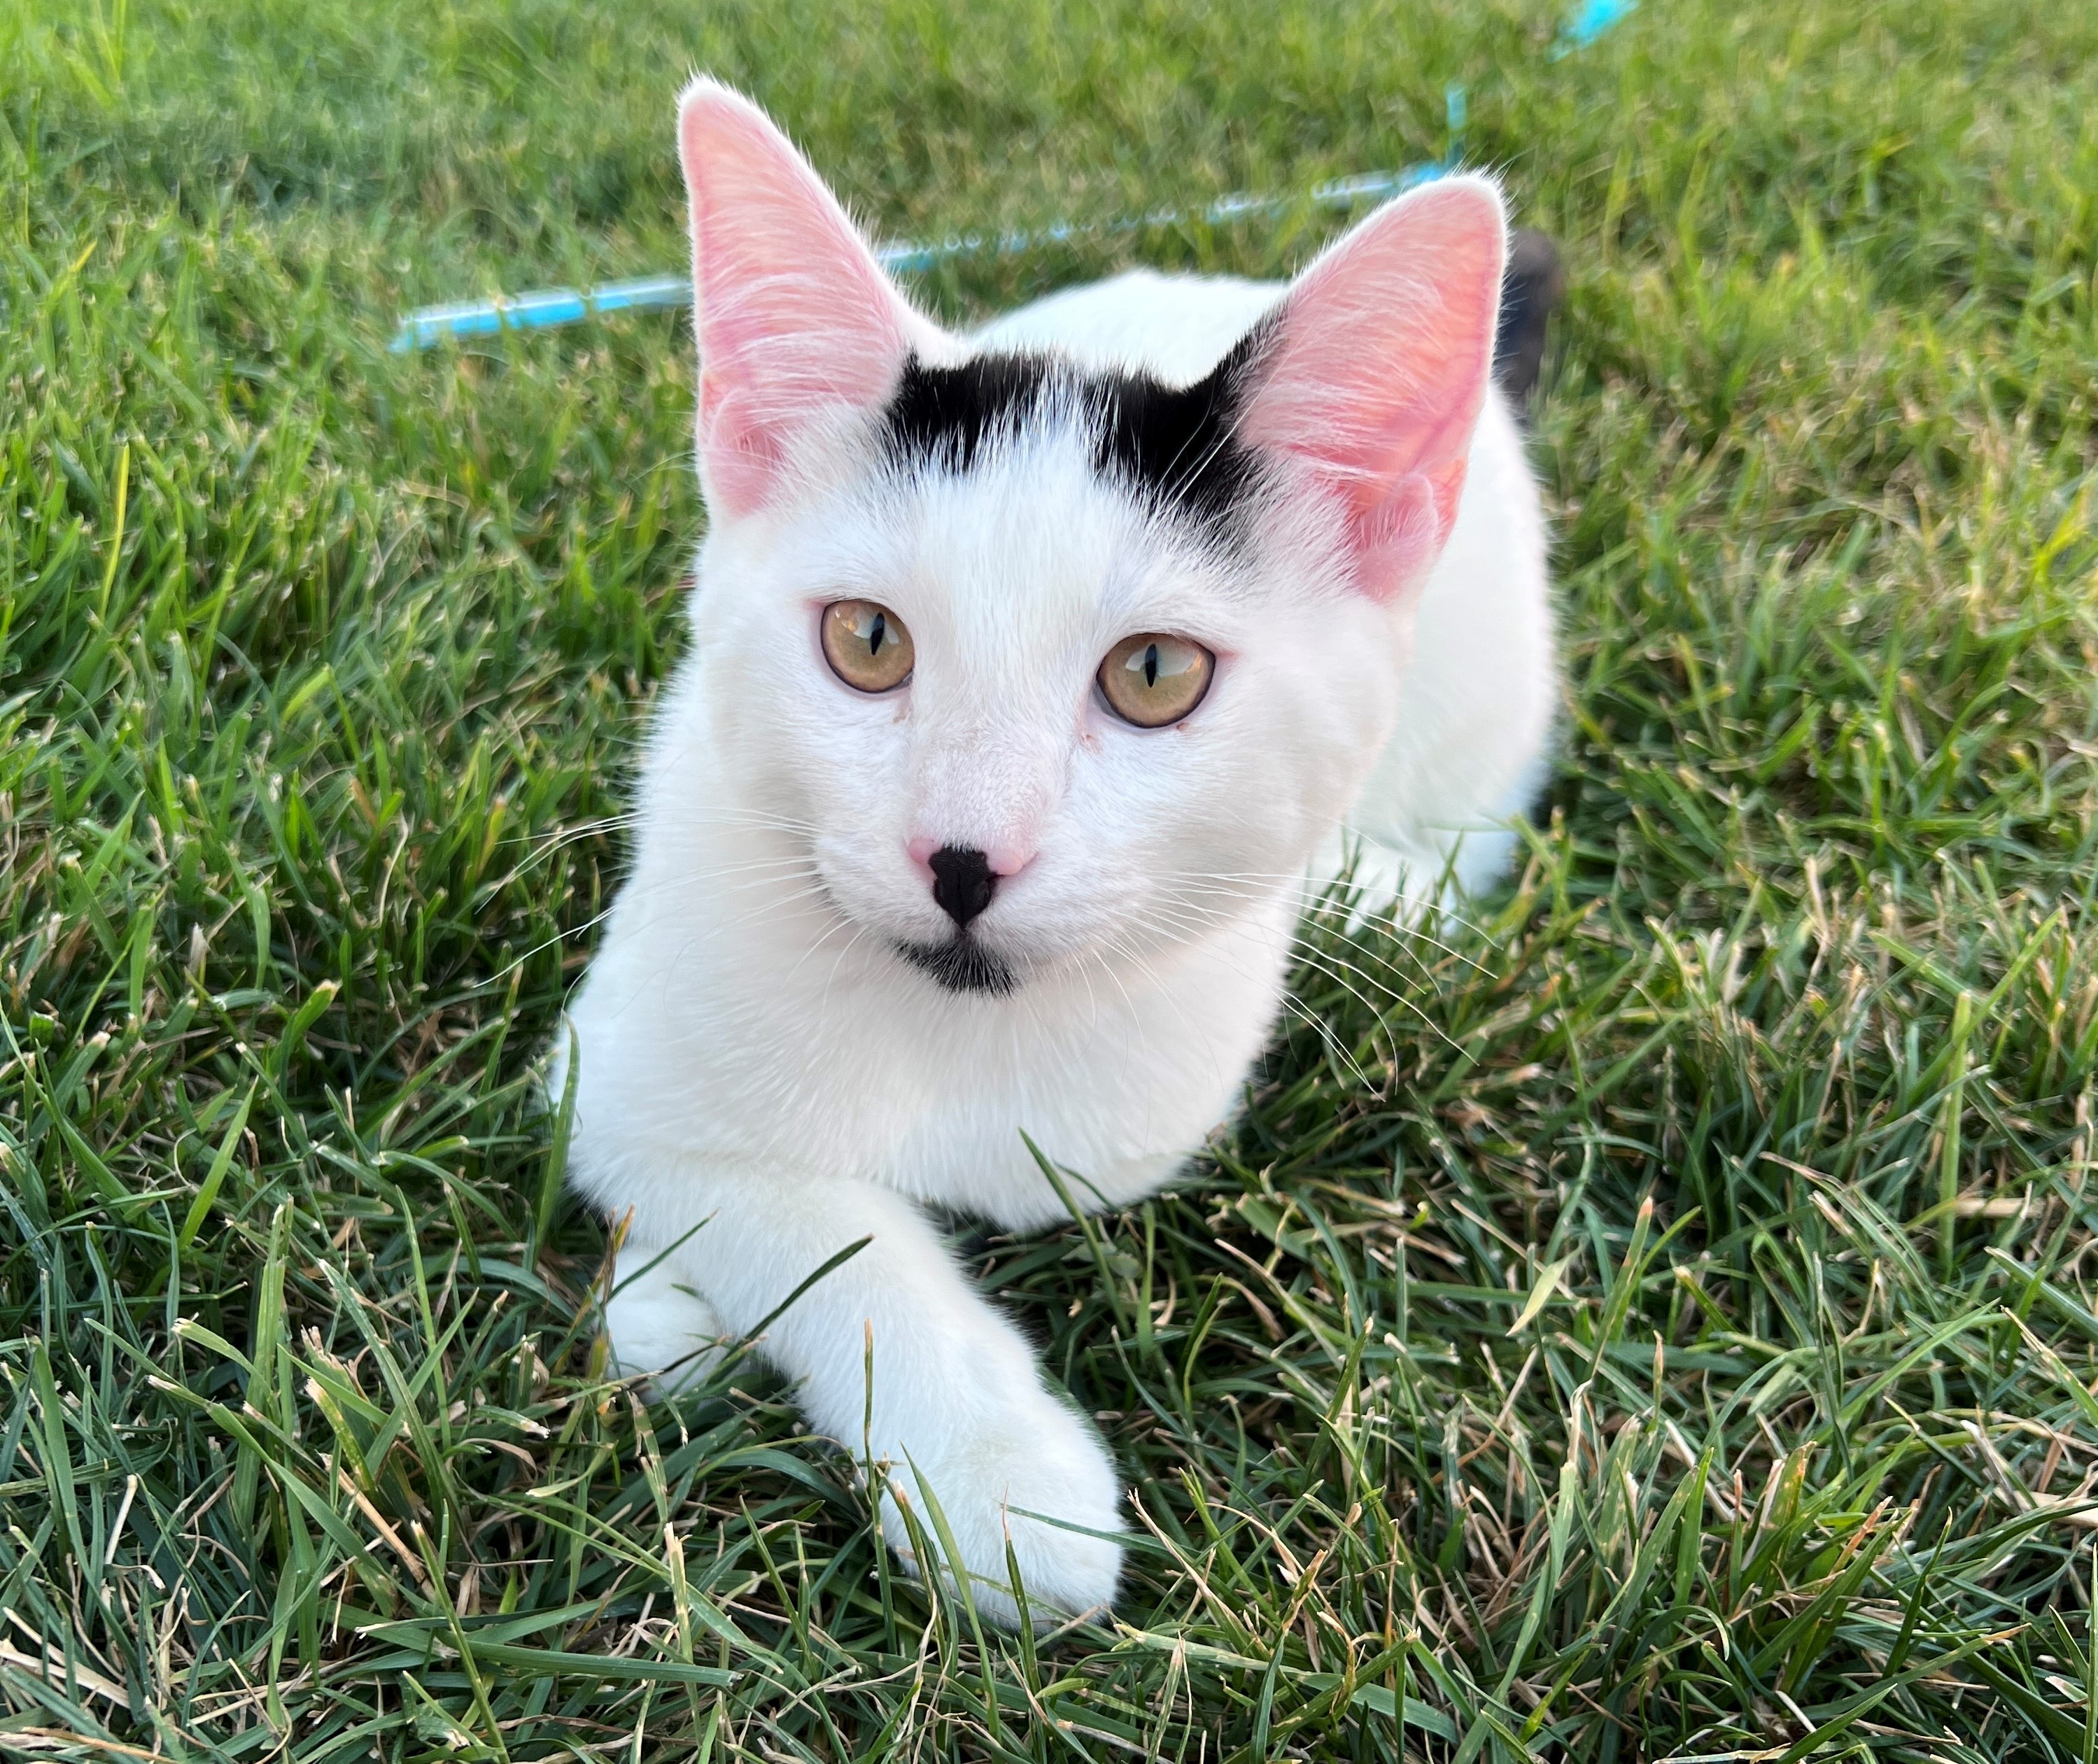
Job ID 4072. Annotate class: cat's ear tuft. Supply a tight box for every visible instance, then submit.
[677,78,930,516]
[1235,175,1507,600]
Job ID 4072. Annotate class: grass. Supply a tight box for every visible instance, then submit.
[2,0,2097,1756]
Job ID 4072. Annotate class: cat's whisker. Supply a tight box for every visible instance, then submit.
[609,875,830,953]
[1264,991,1384,1094]
[1157,870,1493,972]
[1131,894,1454,1062]
[1138,890,1395,986]
[1153,880,1453,988]
[515,807,826,880]
[1084,932,1178,1051]
[649,803,825,837]
[1166,865,1502,954]
[1140,903,1404,1031]
[492,903,625,985]
[1069,938,1115,1037]
[680,856,827,887]
[518,811,638,849]
[815,919,878,1024]
[1105,912,1354,1080]
[1115,907,1383,1092]
[640,881,843,982]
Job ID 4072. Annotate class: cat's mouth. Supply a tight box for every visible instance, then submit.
[895,937,1019,997]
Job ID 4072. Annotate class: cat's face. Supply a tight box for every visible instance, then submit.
[674,81,1506,995]
[694,384,1404,994]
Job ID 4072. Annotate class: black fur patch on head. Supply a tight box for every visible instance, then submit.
[896,937,1018,996]
[878,339,1267,534]
[1090,333,1266,530]
[881,353,1060,476]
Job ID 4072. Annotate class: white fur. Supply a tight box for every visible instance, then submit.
[559,151,1556,1629]
[979,270,1556,900]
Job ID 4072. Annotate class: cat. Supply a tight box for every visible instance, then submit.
[554,78,1556,1628]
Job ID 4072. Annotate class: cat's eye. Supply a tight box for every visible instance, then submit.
[822,599,915,693]
[1097,633,1214,728]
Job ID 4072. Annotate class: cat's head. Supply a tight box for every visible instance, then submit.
[672,80,1506,996]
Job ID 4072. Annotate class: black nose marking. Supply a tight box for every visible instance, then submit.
[929,845,997,930]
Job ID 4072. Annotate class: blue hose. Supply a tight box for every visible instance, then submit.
[390,1,1631,353]
[388,162,1451,353]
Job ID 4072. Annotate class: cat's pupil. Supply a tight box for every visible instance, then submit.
[1143,642,1159,687]
[869,612,887,656]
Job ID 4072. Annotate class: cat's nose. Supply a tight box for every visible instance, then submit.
[927,846,997,930]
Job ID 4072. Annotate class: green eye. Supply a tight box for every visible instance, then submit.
[822,600,915,692]
[1098,633,1214,726]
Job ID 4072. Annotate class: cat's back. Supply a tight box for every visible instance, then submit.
[973,268,1279,383]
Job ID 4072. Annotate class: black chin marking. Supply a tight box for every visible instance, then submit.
[897,938,1018,996]
[878,341,1267,534]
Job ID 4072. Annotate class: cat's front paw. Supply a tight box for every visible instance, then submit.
[603,1249,729,1395]
[876,1388,1125,1629]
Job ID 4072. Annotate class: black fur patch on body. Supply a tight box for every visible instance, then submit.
[879,341,1266,532]
[1492,229,1567,404]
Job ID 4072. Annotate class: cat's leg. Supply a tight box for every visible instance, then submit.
[610,1164,1123,1628]
[605,1241,728,1392]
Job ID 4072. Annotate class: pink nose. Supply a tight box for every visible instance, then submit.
[906,835,1036,879]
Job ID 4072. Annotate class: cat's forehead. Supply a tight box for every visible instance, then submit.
[766,351,1270,648]
[805,348,1275,637]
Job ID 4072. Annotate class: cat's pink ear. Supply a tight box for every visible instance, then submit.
[677,79,927,516]
[1236,176,1508,600]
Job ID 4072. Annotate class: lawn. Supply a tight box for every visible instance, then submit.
[3,0,2097,1757]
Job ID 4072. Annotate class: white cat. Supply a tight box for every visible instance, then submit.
[556,79,1556,1628]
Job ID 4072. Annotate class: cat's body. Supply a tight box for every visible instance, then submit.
[560,83,1556,1627]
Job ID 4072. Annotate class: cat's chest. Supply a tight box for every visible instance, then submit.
[728,938,1281,1220]
[577,875,1288,1224]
